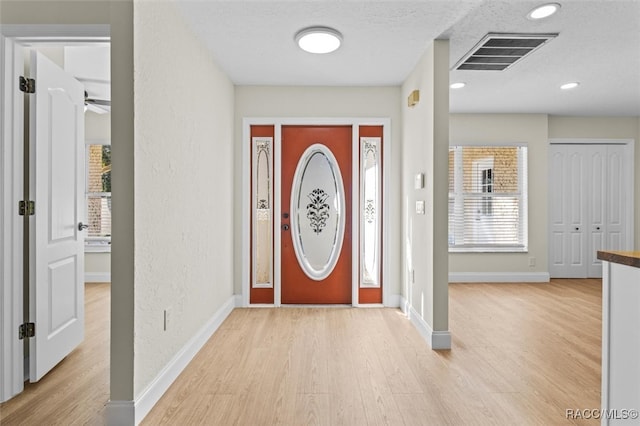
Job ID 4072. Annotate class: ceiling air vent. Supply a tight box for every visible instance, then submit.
[454,33,558,71]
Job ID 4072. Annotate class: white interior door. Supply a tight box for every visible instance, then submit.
[587,146,606,278]
[549,143,631,279]
[29,51,85,382]
[549,145,588,278]
[605,145,626,250]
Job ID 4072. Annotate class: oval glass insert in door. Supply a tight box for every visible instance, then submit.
[290,143,345,281]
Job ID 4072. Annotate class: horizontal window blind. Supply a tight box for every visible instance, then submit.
[448,145,528,252]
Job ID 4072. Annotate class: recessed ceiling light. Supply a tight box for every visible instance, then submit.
[527,3,561,20]
[560,82,580,90]
[450,82,466,89]
[295,26,342,54]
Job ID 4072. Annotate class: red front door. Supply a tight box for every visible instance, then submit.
[281,125,352,304]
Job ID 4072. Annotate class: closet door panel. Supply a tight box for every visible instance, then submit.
[606,145,625,251]
[588,146,606,278]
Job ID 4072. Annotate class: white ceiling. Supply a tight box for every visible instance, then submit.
[177,0,640,116]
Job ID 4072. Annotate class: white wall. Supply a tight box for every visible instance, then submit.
[449,114,640,278]
[133,0,234,398]
[401,40,450,345]
[449,114,549,277]
[234,86,402,299]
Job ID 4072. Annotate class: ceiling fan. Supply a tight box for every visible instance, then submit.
[84,90,111,114]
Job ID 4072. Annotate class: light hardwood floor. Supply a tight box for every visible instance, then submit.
[0,282,110,426]
[1,280,601,425]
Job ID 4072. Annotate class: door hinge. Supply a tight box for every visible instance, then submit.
[19,76,35,94]
[19,200,35,216]
[19,322,35,340]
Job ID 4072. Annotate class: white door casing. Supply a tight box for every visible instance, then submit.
[0,35,25,403]
[29,51,85,381]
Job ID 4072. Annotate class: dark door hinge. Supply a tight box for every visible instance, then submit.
[19,200,35,216]
[19,76,35,94]
[19,322,35,340]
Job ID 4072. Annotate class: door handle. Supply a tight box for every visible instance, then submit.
[282,224,290,231]
[596,227,601,230]
[574,227,579,231]
[78,222,89,231]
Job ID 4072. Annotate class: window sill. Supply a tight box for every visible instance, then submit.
[85,244,111,253]
[449,247,528,253]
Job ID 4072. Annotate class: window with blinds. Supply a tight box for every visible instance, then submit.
[86,143,111,251]
[448,145,528,252]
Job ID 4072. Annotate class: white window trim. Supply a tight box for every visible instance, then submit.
[448,143,528,253]
[85,138,111,253]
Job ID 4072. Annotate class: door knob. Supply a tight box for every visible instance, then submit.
[78,222,89,231]
[282,224,290,231]
[574,227,579,231]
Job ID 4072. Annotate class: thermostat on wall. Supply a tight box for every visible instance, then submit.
[414,173,424,189]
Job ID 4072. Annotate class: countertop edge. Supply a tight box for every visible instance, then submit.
[597,251,640,269]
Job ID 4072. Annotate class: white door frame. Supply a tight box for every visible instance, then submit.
[0,24,109,403]
[0,33,25,403]
[242,118,391,307]
[548,138,635,279]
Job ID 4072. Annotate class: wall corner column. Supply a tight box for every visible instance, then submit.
[431,39,450,348]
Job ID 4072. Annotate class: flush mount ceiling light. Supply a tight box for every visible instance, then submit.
[527,3,561,20]
[560,82,580,90]
[295,26,342,54]
[450,82,466,89]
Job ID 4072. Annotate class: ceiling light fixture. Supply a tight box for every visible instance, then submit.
[295,26,342,54]
[450,82,466,89]
[560,82,580,90]
[527,3,561,20]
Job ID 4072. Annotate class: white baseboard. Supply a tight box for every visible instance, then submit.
[233,294,242,307]
[385,293,402,308]
[448,272,550,283]
[106,295,236,426]
[85,272,111,283]
[401,297,451,350]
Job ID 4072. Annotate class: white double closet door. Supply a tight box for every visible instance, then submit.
[549,143,632,278]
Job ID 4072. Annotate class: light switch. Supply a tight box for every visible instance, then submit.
[415,200,425,215]
[414,173,424,189]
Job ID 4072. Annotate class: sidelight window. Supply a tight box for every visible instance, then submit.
[252,137,273,288]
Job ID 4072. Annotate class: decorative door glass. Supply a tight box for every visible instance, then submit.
[360,137,381,287]
[290,144,345,281]
[252,137,272,288]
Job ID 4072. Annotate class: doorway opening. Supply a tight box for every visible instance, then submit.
[0,29,111,404]
[242,118,390,307]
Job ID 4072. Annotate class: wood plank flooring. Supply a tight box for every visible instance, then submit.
[144,279,602,425]
[0,282,110,426]
[1,279,602,425]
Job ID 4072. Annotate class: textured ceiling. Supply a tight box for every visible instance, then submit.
[177,0,640,116]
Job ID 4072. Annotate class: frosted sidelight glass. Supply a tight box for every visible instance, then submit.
[291,144,345,281]
[253,137,273,288]
[361,137,381,287]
